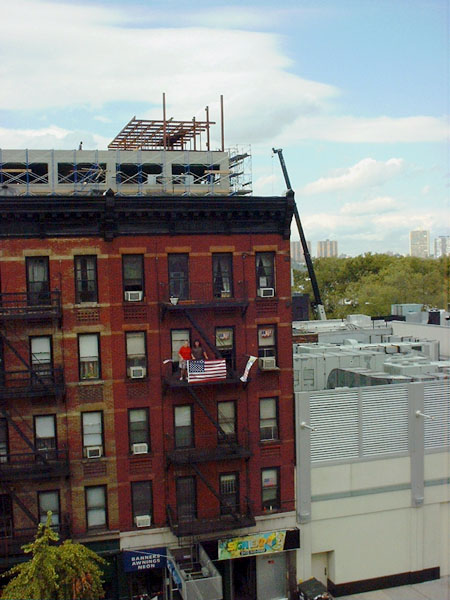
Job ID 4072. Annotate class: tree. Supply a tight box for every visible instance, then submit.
[293,254,449,319]
[2,513,106,600]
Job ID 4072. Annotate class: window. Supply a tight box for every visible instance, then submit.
[0,494,13,537]
[131,481,153,526]
[215,327,235,371]
[128,409,150,452]
[176,476,196,521]
[126,332,147,378]
[82,411,103,457]
[259,398,279,441]
[122,255,144,299]
[0,419,8,463]
[85,485,107,529]
[74,256,98,303]
[212,254,233,298]
[38,490,60,525]
[30,336,52,377]
[78,333,100,380]
[220,472,238,515]
[261,468,280,510]
[34,415,57,459]
[258,325,277,368]
[26,256,50,305]
[174,405,193,448]
[218,401,236,443]
[168,254,189,300]
[255,252,275,294]
[171,329,190,373]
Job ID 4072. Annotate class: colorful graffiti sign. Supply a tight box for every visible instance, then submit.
[218,530,286,559]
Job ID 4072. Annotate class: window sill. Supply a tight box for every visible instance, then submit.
[74,302,100,308]
[129,451,152,458]
[125,377,149,383]
[78,379,103,385]
[259,367,280,373]
[260,439,281,446]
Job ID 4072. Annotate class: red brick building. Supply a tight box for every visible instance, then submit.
[0,181,298,598]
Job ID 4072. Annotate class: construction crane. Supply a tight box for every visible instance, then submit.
[272,148,327,320]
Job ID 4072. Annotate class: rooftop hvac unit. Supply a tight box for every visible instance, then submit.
[86,446,102,459]
[135,515,151,528]
[258,287,275,298]
[132,443,148,455]
[124,290,143,302]
[130,366,146,379]
[259,357,277,370]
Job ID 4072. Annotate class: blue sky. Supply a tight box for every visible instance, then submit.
[1,0,448,256]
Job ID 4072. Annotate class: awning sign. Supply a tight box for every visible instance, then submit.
[218,530,286,560]
[122,547,167,572]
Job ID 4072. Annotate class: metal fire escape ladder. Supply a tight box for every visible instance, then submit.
[184,310,223,359]
[0,482,39,524]
[0,331,52,390]
[186,387,228,442]
[190,463,225,510]
[0,331,50,463]
[0,407,49,464]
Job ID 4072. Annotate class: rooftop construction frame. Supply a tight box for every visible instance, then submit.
[108,93,224,152]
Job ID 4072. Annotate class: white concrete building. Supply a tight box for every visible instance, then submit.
[409,230,430,258]
[293,320,450,596]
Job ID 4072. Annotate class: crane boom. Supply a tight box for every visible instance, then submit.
[272,148,327,320]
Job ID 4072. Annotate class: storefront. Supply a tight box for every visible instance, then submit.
[122,547,167,599]
[204,528,300,600]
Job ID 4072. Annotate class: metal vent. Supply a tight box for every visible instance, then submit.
[310,390,359,462]
[361,386,408,456]
[424,381,450,449]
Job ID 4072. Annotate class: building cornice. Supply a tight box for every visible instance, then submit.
[0,194,294,240]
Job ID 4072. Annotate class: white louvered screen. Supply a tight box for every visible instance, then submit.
[362,386,409,456]
[424,381,450,449]
[310,390,359,462]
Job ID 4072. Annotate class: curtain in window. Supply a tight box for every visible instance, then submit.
[83,412,102,447]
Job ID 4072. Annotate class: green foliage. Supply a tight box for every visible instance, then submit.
[293,254,449,319]
[2,513,106,600]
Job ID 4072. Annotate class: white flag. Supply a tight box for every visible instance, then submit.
[240,356,257,382]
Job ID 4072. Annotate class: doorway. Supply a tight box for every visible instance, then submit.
[232,556,256,600]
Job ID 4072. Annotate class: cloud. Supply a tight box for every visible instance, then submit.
[340,196,404,215]
[0,0,337,149]
[278,115,449,144]
[299,206,449,255]
[0,125,110,150]
[302,158,405,195]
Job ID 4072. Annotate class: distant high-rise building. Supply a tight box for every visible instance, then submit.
[409,230,430,258]
[434,235,450,258]
[317,239,338,258]
[291,240,311,263]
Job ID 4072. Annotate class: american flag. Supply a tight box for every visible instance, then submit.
[187,359,227,383]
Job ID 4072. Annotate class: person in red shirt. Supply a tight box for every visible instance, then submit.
[178,339,192,381]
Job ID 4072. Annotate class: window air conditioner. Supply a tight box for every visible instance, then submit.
[259,357,277,370]
[86,446,102,459]
[124,291,143,302]
[258,287,275,297]
[135,515,151,528]
[130,366,146,379]
[132,443,148,455]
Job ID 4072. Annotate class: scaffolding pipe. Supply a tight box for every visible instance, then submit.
[220,95,224,151]
[205,105,210,151]
[163,92,167,151]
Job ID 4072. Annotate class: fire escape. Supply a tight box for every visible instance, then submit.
[0,289,69,558]
[160,277,255,539]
